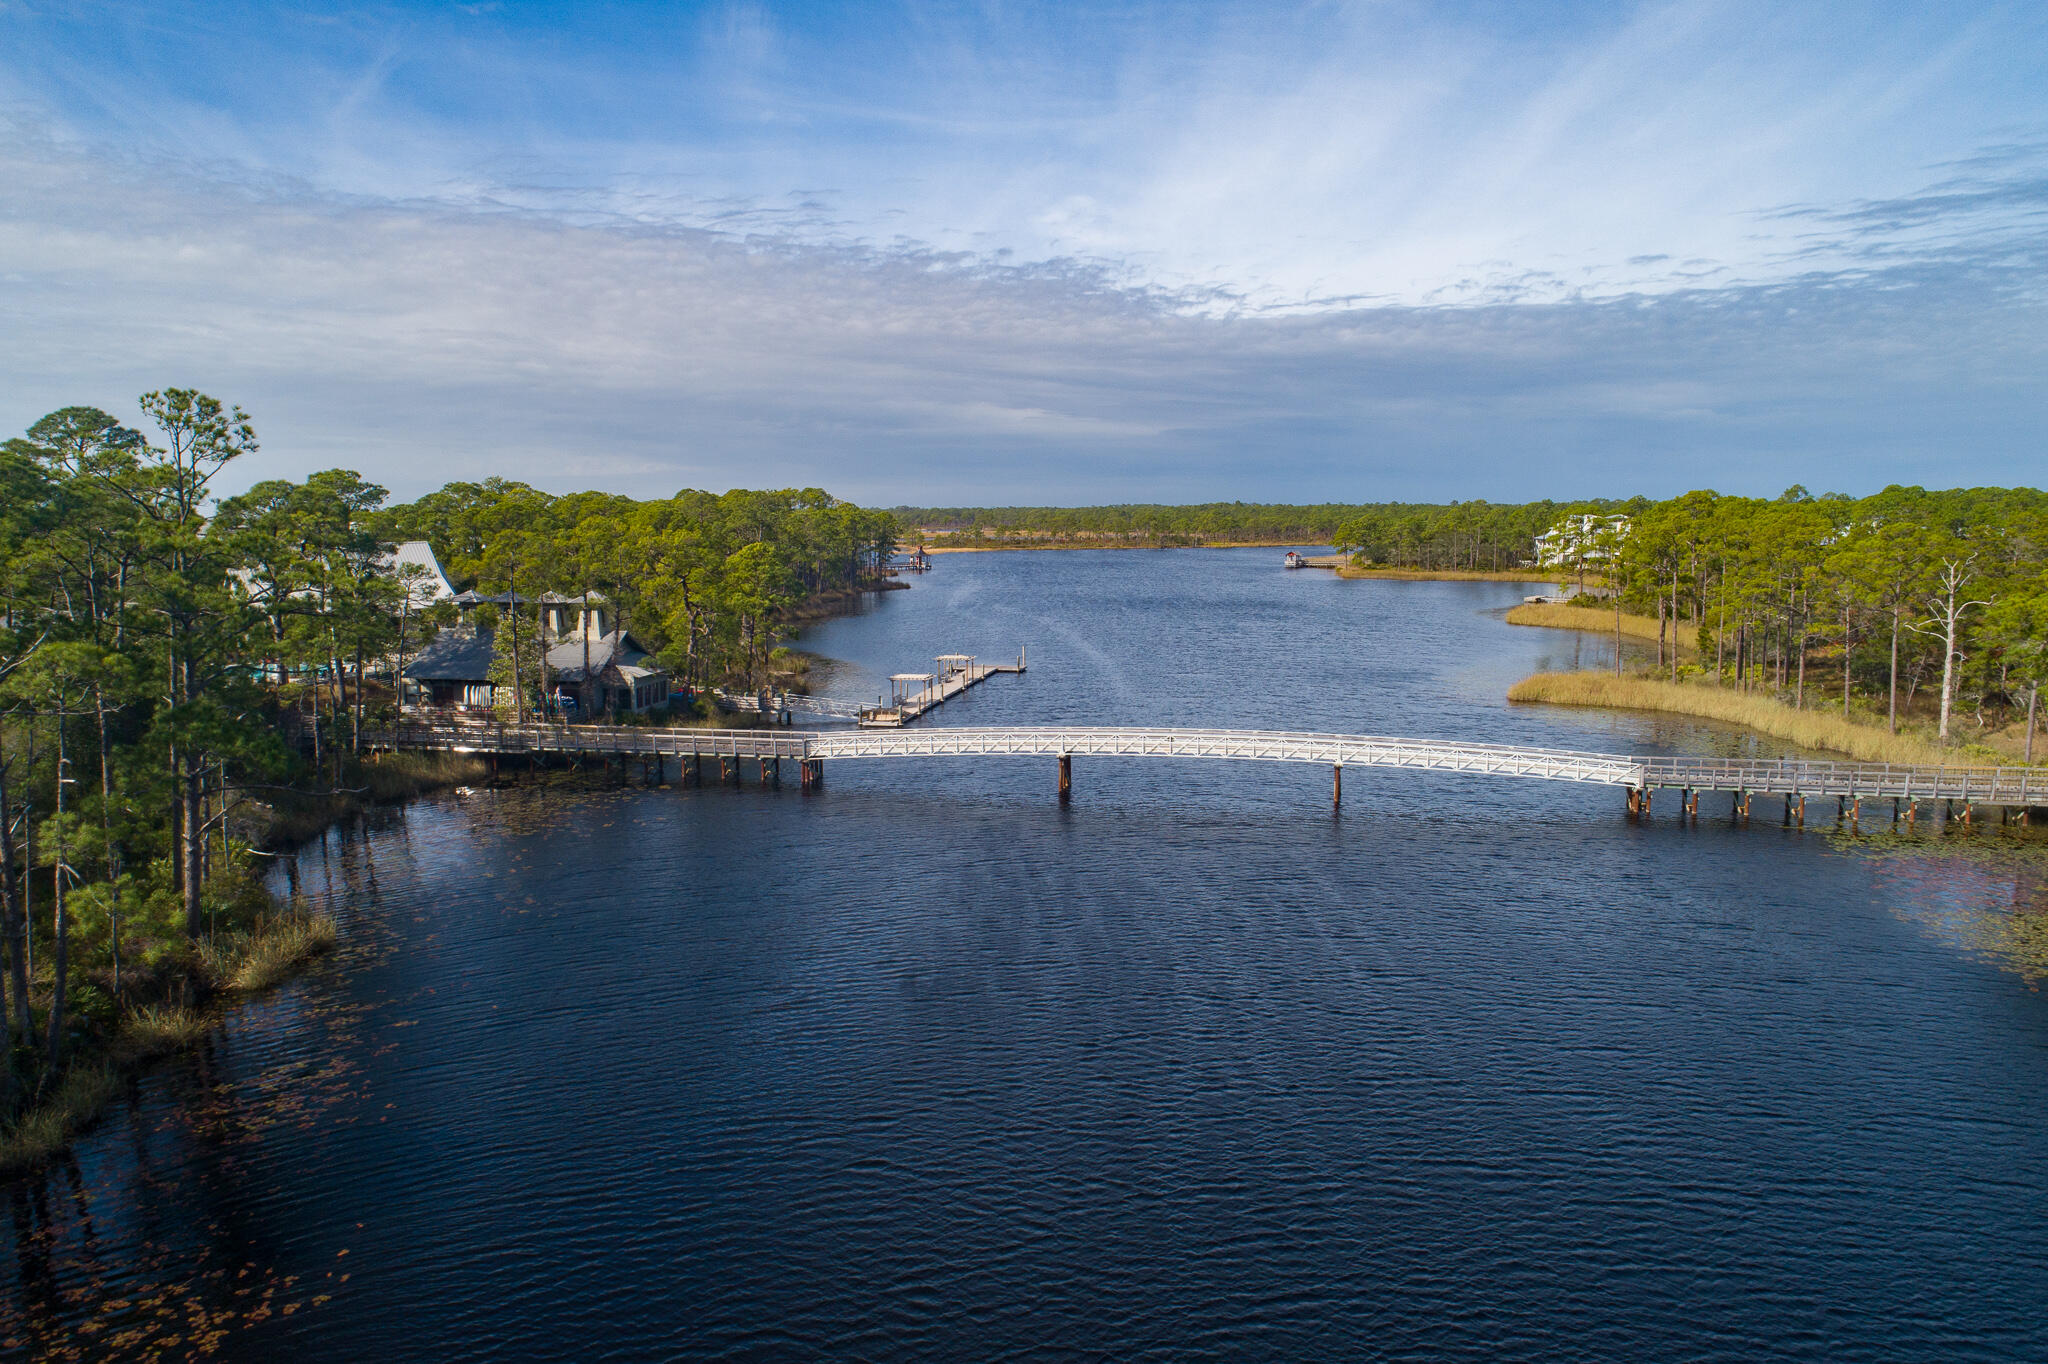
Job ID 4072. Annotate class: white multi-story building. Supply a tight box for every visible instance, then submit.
[1533,514,1631,569]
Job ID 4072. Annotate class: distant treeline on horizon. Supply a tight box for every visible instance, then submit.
[890,498,1626,559]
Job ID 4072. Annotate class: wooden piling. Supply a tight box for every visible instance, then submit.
[1332,763,1342,809]
[1058,753,1072,802]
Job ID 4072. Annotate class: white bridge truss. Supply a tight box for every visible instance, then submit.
[376,721,2043,804]
[803,727,1645,785]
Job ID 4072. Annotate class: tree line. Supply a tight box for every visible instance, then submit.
[0,394,896,1125]
[1561,485,2048,753]
[894,500,1609,566]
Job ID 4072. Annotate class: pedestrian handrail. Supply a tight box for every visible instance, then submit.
[364,720,2044,801]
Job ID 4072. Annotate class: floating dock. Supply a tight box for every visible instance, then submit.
[859,650,1025,727]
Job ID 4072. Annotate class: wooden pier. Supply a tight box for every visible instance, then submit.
[367,721,2048,819]
[860,650,1026,727]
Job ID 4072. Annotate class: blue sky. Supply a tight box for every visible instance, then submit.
[2,1,2044,503]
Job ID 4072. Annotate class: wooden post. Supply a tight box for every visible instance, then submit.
[1332,763,1342,809]
[1626,787,1639,816]
[1058,753,1072,802]
[1796,795,1805,827]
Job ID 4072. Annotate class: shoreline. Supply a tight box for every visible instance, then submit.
[1507,671,2033,768]
[1505,601,1696,651]
[1339,565,1556,583]
[918,543,1558,583]
[920,539,1316,554]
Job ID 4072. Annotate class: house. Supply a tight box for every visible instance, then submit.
[385,541,458,604]
[402,626,503,709]
[546,629,670,715]
[1534,514,1631,570]
[402,619,670,716]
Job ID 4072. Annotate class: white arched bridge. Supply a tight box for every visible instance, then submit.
[369,720,2046,818]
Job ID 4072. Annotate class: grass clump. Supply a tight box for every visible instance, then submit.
[0,1067,120,1173]
[1508,671,1981,766]
[1505,602,1695,651]
[199,912,339,993]
[110,1004,213,1064]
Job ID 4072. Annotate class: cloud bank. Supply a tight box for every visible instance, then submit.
[1,2,2044,501]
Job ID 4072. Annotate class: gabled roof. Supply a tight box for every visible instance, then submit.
[404,626,498,683]
[387,541,456,601]
[546,629,661,683]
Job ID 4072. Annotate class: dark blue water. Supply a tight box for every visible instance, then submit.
[9,550,2048,1361]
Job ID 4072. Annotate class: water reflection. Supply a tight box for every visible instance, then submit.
[7,550,2048,1361]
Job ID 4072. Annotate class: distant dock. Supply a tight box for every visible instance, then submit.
[860,650,1025,727]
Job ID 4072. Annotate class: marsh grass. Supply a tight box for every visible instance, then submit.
[1,914,343,1172]
[0,1066,120,1172]
[1505,602,1694,650]
[199,913,340,993]
[1507,671,1991,766]
[110,1004,212,1063]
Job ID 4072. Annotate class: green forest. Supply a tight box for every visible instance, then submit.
[1528,486,2048,753]
[894,500,1610,566]
[897,489,2048,750]
[4,391,2045,1160]
[0,395,894,1152]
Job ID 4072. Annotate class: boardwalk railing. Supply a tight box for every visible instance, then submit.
[1634,756,2044,804]
[372,720,2044,804]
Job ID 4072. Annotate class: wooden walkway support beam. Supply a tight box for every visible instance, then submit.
[1058,753,1071,802]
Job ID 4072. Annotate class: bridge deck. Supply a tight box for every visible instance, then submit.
[368,721,2046,804]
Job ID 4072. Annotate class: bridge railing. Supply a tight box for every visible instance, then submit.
[1636,757,2045,803]
[366,721,2044,801]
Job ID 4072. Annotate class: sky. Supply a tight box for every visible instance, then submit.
[2,0,2044,505]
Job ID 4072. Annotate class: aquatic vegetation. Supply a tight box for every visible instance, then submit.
[199,913,340,993]
[0,1066,117,1172]
[1508,671,2007,766]
[1506,602,1692,650]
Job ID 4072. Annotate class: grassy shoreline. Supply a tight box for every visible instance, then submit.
[922,542,1561,583]
[1506,671,2018,767]
[0,911,340,1173]
[2,750,489,1177]
[1505,601,1695,651]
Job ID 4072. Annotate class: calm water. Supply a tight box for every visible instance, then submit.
[9,549,2048,1361]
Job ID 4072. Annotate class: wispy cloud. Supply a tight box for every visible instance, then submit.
[0,2,2043,501]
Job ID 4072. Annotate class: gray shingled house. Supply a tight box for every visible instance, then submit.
[402,623,670,716]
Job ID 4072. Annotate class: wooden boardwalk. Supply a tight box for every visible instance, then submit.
[859,653,1026,727]
[368,720,2047,815]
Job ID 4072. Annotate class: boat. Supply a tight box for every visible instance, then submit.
[1284,550,1306,569]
